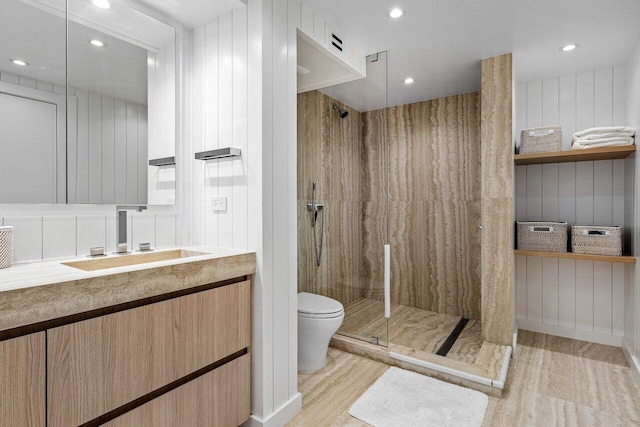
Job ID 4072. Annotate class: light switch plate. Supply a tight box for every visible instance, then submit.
[212,196,227,211]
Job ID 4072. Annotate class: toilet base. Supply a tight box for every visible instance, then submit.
[298,313,344,372]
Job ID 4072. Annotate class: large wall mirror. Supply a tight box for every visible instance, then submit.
[0,0,176,205]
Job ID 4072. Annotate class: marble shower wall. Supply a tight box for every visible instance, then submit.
[298,90,482,319]
[297,91,367,306]
[363,93,482,320]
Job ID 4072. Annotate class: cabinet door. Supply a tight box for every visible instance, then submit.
[104,354,251,427]
[48,280,250,427]
[0,333,45,426]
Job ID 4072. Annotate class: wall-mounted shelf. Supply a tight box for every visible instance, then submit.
[195,148,241,161]
[514,249,636,264]
[149,156,175,166]
[514,145,636,165]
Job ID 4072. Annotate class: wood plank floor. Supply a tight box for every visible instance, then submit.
[287,331,640,426]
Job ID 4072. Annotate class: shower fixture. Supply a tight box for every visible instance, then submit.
[307,182,324,266]
[332,103,349,119]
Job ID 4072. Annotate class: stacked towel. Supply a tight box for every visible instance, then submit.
[571,126,635,150]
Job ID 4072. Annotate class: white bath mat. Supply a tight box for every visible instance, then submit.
[348,367,488,427]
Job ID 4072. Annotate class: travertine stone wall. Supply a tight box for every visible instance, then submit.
[480,53,515,345]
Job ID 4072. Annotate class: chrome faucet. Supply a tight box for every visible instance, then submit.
[115,205,147,254]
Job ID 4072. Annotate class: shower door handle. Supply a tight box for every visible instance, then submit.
[384,244,390,318]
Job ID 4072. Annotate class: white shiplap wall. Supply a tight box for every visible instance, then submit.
[67,88,148,205]
[625,37,640,376]
[515,65,629,346]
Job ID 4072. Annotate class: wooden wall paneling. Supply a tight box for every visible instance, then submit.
[558,74,577,150]
[558,258,576,328]
[218,12,234,248]
[526,80,543,128]
[575,260,594,331]
[593,160,613,225]
[612,159,625,227]
[137,106,148,204]
[542,77,559,125]
[613,66,626,125]
[516,254,527,319]
[541,163,559,221]
[593,261,613,334]
[576,70,595,131]
[575,161,594,225]
[0,333,45,427]
[525,164,542,220]
[515,165,527,220]
[88,92,103,203]
[558,163,576,224]
[104,354,251,427]
[102,97,116,204]
[76,89,90,203]
[542,257,559,325]
[233,7,249,251]
[526,256,543,322]
[114,99,128,204]
[594,67,614,126]
[47,281,250,427]
[126,102,139,204]
[612,263,625,336]
[271,0,291,408]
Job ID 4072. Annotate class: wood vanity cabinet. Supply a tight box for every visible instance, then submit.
[47,279,251,427]
[0,333,46,427]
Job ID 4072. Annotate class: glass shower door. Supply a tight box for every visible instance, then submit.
[318,51,390,346]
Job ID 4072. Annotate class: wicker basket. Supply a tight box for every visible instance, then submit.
[520,126,562,154]
[0,226,13,269]
[571,226,622,256]
[517,221,568,253]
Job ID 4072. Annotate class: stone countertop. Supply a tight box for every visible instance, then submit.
[0,246,256,333]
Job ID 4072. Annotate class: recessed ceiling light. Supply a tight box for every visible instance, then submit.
[89,39,107,47]
[91,0,112,9]
[404,77,415,84]
[561,43,578,52]
[389,8,404,18]
[10,59,29,66]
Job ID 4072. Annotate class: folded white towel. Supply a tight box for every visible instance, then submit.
[571,137,635,150]
[574,131,635,141]
[573,126,635,140]
[573,136,635,146]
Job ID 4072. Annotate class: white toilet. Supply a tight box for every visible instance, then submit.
[297,292,345,371]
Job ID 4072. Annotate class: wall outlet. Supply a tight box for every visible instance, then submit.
[212,196,227,212]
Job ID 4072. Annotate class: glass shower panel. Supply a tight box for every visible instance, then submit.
[318,51,390,346]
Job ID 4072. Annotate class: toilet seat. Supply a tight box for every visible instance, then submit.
[298,292,344,319]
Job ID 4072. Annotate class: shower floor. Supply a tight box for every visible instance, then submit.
[339,298,484,364]
[337,298,508,386]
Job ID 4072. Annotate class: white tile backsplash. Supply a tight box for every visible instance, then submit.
[77,216,106,256]
[4,216,42,262]
[0,213,177,262]
[43,216,76,259]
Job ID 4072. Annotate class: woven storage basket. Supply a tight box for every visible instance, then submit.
[520,126,562,154]
[517,221,568,253]
[571,226,622,256]
[0,226,13,269]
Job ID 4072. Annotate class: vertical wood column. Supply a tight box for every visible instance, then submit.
[481,53,515,345]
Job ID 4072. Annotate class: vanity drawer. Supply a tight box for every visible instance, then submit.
[0,333,45,427]
[104,353,251,427]
[47,279,250,427]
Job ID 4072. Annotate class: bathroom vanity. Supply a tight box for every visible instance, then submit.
[0,248,255,426]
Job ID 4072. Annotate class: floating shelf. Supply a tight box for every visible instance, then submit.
[514,145,636,165]
[195,147,241,161]
[149,156,175,166]
[514,249,636,264]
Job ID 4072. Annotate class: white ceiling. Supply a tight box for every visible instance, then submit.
[303,0,640,110]
[135,0,245,28]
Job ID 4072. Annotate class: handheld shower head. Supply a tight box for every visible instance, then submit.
[332,103,349,119]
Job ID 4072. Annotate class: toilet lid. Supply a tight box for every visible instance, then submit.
[298,292,344,315]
